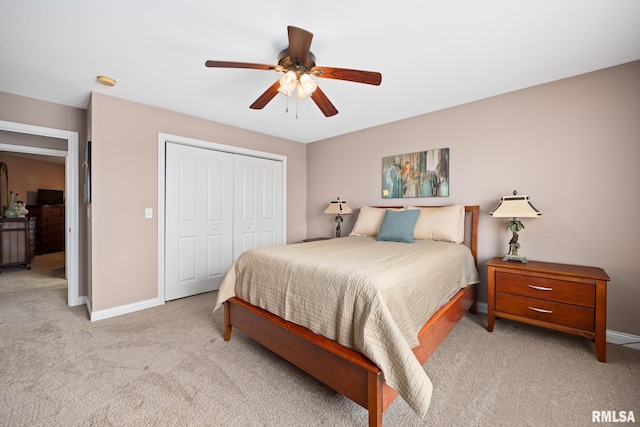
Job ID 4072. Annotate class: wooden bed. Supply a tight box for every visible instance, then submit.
[223,205,479,427]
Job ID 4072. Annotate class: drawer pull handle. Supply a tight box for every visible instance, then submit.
[528,285,552,291]
[529,306,553,314]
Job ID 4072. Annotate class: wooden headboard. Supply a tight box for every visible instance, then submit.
[372,205,479,266]
[463,205,479,266]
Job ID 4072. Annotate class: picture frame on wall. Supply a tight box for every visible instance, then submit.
[382,147,449,198]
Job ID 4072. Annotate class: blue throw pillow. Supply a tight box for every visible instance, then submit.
[376,209,420,243]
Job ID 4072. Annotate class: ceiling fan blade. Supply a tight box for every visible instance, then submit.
[205,60,278,71]
[287,26,313,65]
[311,66,382,86]
[249,80,281,110]
[310,86,338,117]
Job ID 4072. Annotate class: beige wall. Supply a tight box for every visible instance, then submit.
[0,154,65,205]
[307,61,640,336]
[89,93,307,311]
[3,60,638,338]
[0,91,88,297]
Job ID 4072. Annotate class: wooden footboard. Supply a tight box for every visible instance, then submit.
[224,284,475,427]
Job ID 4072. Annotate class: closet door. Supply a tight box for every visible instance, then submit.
[165,143,233,300]
[233,155,283,260]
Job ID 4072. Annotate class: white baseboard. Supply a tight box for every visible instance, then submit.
[606,329,640,351]
[473,302,639,350]
[476,302,488,314]
[89,298,162,322]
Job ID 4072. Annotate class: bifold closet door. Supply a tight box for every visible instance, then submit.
[165,143,234,301]
[233,155,283,260]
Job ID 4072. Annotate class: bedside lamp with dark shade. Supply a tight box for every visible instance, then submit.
[489,190,542,263]
[324,197,352,237]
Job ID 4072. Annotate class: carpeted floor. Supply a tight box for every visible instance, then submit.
[1,253,638,426]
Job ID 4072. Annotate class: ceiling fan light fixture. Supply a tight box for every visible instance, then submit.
[296,83,311,99]
[298,73,317,95]
[277,87,293,97]
[279,70,297,92]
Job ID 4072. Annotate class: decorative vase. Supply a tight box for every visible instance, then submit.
[15,193,28,217]
[16,202,28,217]
[4,191,18,218]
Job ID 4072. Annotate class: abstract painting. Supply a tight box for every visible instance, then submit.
[382,148,449,198]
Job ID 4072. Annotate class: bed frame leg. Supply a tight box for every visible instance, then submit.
[367,371,383,427]
[223,300,233,341]
[469,284,477,314]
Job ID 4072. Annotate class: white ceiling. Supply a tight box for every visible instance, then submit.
[1,1,639,144]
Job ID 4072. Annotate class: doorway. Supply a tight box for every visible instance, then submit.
[0,120,80,306]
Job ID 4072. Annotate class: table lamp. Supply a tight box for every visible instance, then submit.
[324,197,352,237]
[489,190,542,263]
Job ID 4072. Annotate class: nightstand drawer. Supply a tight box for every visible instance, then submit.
[496,292,594,332]
[496,271,595,308]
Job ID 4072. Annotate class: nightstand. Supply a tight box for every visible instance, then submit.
[486,257,610,362]
[302,237,331,242]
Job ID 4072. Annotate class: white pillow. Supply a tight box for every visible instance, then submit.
[350,206,404,237]
[407,204,465,243]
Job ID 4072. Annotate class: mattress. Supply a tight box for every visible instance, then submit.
[215,236,479,417]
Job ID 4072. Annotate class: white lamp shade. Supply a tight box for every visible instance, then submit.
[324,200,353,215]
[296,83,312,98]
[279,70,297,93]
[277,86,293,97]
[490,194,541,218]
[298,73,317,95]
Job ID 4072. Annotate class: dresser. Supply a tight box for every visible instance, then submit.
[27,205,65,254]
[486,257,610,362]
[0,217,36,271]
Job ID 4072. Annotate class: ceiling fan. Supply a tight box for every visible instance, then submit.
[205,26,382,117]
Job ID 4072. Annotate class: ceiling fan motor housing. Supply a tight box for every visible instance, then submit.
[278,48,317,75]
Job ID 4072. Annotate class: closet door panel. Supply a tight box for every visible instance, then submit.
[239,164,257,222]
[178,236,197,281]
[233,155,282,260]
[261,230,275,248]
[166,143,233,301]
[262,166,276,221]
[207,234,224,276]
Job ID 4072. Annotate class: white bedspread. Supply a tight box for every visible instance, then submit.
[214,236,479,417]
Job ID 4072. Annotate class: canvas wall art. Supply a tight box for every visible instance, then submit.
[382,148,449,198]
